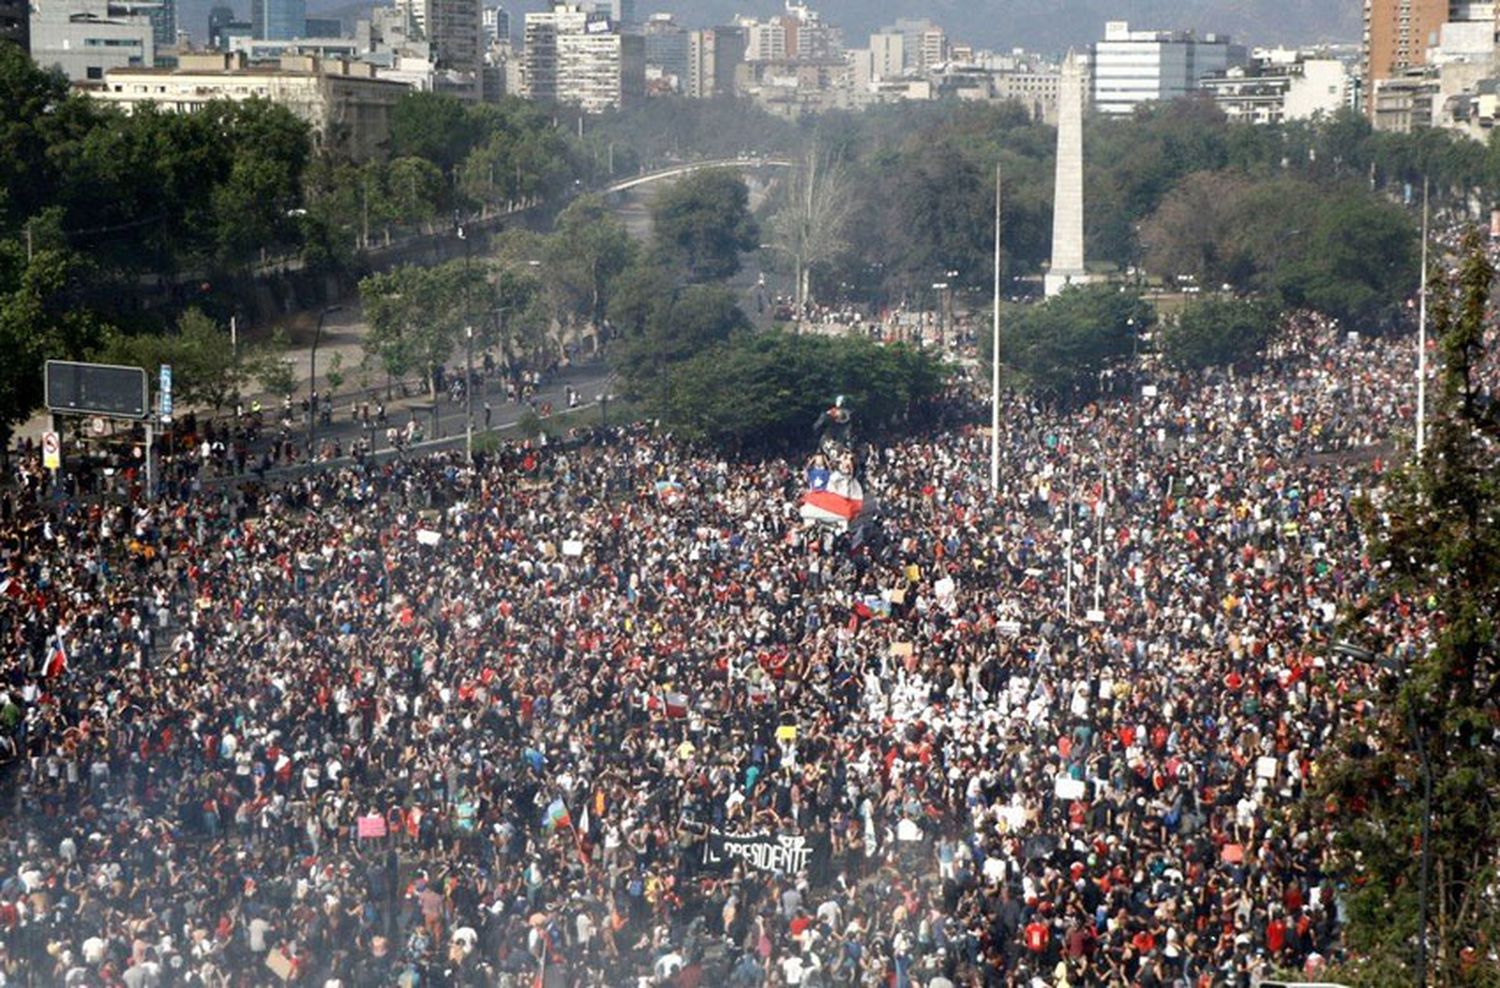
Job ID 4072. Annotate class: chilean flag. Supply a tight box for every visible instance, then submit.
[800,471,865,527]
[544,798,572,833]
[44,635,68,679]
[853,595,891,621]
[663,692,689,718]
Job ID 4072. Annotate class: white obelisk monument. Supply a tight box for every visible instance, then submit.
[1045,49,1088,297]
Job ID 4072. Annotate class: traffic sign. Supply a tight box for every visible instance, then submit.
[42,431,60,471]
[45,361,149,419]
[159,364,173,421]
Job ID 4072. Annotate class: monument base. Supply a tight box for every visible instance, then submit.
[1044,270,1090,298]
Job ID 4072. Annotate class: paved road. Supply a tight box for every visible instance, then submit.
[248,359,615,461]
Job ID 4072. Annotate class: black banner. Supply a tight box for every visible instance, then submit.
[700,830,829,878]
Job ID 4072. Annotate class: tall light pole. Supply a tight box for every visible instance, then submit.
[465,324,475,461]
[308,304,343,458]
[1092,441,1105,615]
[459,223,475,462]
[1063,440,1074,622]
[1416,176,1429,457]
[990,162,1002,494]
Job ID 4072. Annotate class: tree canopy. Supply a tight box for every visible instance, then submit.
[1313,232,1500,987]
[989,285,1154,401]
[1160,296,1280,370]
[1141,172,1417,326]
[651,332,946,449]
[650,169,759,282]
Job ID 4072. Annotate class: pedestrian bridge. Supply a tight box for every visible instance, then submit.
[602,156,795,194]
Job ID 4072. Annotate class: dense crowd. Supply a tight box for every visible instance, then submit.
[0,311,1463,987]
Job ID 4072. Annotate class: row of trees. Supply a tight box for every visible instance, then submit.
[0,47,597,443]
[975,284,1285,400]
[2,46,310,280]
[1141,171,1417,327]
[1316,234,1500,987]
[767,98,1439,325]
[605,168,943,447]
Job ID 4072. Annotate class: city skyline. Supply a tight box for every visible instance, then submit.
[171,0,1362,51]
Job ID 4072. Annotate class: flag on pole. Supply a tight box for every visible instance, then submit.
[663,691,689,718]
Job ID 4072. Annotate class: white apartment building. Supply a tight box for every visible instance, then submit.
[868,30,902,79]
[1092,20,1247,115]
[742,18,786,62]
[917,27,947,70]
[686,25,743,98]
[521,3,590,100]
[88,52,409,159]
[1201,57,1352,124]
[556,25,642,111]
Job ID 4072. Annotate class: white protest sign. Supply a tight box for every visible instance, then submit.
[1054,777,1086,801]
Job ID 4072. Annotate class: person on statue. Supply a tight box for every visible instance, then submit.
[813,395,853,454]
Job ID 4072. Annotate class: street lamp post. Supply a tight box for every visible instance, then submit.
[308,304,343,459]
[458,223,476,462]
[465,324,475,462]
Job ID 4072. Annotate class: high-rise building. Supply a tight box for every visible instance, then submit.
[1091,21,1247,115]
[209,5,234,39]
[869,31,902,79]
[557,27,642,110]
[387,0,482,74]
[304,16,342,36]
[917,27,947,70]
[483,4,509,43]
[522,3,591,101]
[1426,0,1497,66]
[643,14,688,89]
[147,0,175,49]
[0,0,27,50]
[252,0,307,40]
[593,0,632,29]
[888,17,935,70]
[1362,0,1448,110]
[208,4,253,47]
[686,25,743,98]
[742,18,787,62]
[427,0,482,73]
[31,0,156,79]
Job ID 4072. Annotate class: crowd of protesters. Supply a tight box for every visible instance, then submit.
[0,305,1474,988]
